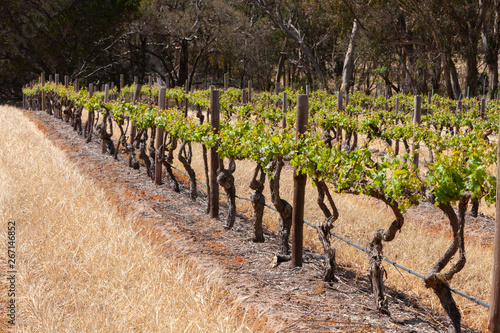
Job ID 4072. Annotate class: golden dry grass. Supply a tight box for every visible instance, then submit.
[0,105,252,332]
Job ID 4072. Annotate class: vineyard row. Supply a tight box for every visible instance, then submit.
[22,78,500,332]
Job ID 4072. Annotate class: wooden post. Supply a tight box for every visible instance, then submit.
[395,97,400,155]
[64,75,69,88]
[248,80,252,103]
[224,73,229,91]
[489,116,500,332]
[481,98,486,119]
[306,84,310,95]
[337,91,343,142]
[104,84,109,102]
[242,89,248,104]
[282,91,287,129]
[134,76,139,84]
[155,88,166,185]
[130,84,142,146]
[413,95,422,168]
[120,74,125,92]
[338,91,344,110]
[101,84,110,153]
[455,101,462,135]
[291,94,309,267]
[49,74,53,83]
[148,76,152,85]
[55,74,59,85]
[41,73,46,112]
[209,90,220,219]
[184,79,189,117]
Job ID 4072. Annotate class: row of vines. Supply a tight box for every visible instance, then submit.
[23,80,499,332]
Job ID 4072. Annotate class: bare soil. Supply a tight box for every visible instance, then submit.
[19,108,486,333]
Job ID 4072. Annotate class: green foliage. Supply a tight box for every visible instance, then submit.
[24,83,500,213]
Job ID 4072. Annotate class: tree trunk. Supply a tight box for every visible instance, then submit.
[465,50,479,97]
[482,9,500,99]
[449,59,462,99]
[488,60,499,99]
[275,38,288,92]
[178,39,189,87]
[442,55,455,99]
[340,19,360,93]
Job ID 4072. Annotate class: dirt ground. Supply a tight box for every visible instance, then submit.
[16,108,487,333]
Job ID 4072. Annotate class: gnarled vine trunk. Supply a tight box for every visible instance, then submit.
[196,106,210,214]
[314,181,339,283]
[217,159,236,229]
[160,134,180,193]
[98,111,115,155]
[366,189,405,316]
[178,141,197,201]
[139,132,152,178]
[269,158,292,257]
[249,164,266,242]
[424,192,469,333]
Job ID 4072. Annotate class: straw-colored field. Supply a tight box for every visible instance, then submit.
[0,105,252,332]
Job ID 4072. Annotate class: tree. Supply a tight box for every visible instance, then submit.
[0,0,141,99]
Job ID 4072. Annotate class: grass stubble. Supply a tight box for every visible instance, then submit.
[0,105,253,332]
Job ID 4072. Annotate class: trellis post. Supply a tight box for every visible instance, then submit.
[209,89,220,219]
[291,94,309,267]
[155,88,166,185]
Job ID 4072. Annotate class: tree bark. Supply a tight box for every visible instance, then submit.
[178,39,189,87]
[449,59,462,99]
[340,19,360,93]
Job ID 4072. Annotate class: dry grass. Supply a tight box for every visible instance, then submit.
[174,139,492,332]
[0,106,252,332]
